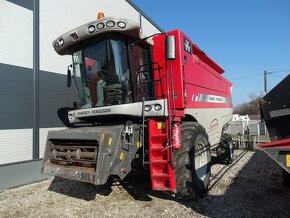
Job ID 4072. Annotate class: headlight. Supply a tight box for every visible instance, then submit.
[144,105,152,112]
[88,25,96,33]
[59,39,64,45]
[68,113,73,119]
[106,20,115,27]
[154,104,162,111]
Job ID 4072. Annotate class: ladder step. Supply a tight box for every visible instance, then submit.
[153,186,171,191]
[150,146,166,150]
[151,160,168,164]
[151,133,167,138]
[151,173,170,178]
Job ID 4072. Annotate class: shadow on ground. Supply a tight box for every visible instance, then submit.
[48,150,290,217]
[48,177,113,201]
[185,150,290,217]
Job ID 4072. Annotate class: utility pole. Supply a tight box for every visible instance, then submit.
[264,69,290,95]
[264,70,267,95]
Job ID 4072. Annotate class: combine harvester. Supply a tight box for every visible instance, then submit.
[260,74,290,187]
[42,13,233,200]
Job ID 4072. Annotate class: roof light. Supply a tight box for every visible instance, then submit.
[117,21,126,29]
[106,20,115,27]
[96,22,105,29]
[54,41,60,48]
[88,25,96,33]
[59,39,64,45]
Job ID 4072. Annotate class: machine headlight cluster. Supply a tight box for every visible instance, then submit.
[54,38,64,48]
[87,20,127,34]
[144,104,162,112]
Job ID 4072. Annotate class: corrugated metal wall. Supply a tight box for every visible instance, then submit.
[0,0,34,164]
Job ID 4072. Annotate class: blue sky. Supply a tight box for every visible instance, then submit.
[133,0,290,106]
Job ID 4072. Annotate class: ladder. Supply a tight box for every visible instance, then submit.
[148,119,176,192]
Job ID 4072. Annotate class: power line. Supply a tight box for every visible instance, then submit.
[268,69,290,74]
[264,69,290,94]
[228,73,262,81]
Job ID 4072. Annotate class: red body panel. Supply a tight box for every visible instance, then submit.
[259,138,290,149]
[153,30,232,114]
[150,30,232,192]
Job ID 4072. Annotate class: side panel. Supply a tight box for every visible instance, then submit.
[185,108,233,146]
[153,30,232,112]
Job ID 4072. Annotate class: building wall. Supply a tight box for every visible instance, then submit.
[0,0,162,188]
[0,0,34,164]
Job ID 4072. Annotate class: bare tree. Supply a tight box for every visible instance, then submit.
[234,93,262,115]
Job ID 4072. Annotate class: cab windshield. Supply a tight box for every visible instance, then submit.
[72,35,132,108]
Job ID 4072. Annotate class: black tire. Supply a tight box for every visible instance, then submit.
[174,122,211,200]
[217,133,234,164]
[282,169,290,187]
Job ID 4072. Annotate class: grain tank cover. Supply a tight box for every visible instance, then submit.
[53,17,148,55]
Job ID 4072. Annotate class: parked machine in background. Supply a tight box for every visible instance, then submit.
[260,74,290,187]
[42,13,233,200]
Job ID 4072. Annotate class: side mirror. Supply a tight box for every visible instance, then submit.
[67,65,72,87]
[165,35,176,60]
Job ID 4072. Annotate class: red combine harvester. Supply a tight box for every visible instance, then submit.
[259,74,290,187]
[42,13,233,200]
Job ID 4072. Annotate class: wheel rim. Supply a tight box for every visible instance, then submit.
[195,142,209,181]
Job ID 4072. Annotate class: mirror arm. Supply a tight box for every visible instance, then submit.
[67,64,72,87]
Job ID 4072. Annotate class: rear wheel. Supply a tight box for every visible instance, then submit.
[217,133,234,164]
[174,122,211,200]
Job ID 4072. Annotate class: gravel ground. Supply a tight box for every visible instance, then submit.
[0,149,289,218]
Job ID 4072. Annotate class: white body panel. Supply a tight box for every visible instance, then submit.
[185,108,233,146]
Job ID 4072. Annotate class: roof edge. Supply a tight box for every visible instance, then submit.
[125,0,165,32]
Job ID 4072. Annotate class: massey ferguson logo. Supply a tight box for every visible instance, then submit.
[184,38,192,54]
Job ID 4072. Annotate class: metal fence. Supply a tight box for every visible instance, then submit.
[226,120,269,149]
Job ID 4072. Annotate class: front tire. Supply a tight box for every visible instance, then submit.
[174,122,211,200]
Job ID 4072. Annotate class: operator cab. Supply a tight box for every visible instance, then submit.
[53,17,156,111]
[72,34,154,109]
